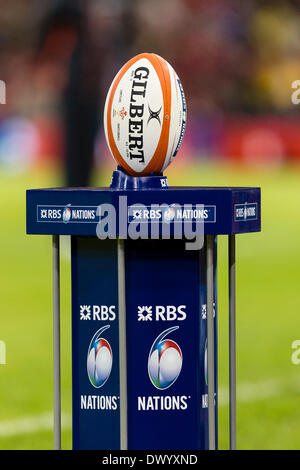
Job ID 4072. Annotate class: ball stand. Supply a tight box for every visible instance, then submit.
[26,168,261,450]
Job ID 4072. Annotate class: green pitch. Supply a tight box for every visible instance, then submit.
[0,162,299,450]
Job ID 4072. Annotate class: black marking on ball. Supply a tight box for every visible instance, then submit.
[147,104,162,126]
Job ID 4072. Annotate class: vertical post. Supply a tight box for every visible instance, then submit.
[206,235,215,450]
[118,238,128,450]
[52,235,61,450]
[229,235,236,450]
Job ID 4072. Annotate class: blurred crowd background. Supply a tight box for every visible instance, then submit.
[0,0,300,184]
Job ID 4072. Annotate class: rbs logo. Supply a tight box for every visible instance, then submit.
[40,208,61,219]
[80,305,116,321]
[156,305,186,321]
[137,305,186,322]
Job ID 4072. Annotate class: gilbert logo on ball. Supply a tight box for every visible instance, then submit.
[104,52,187,176]
[87,326,113,388]
[148,326,183,390]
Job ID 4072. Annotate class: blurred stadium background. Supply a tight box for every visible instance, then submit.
[0,0,300,450]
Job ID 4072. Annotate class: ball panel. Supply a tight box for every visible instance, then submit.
[105,53,144,176]
[104,75,118,167]
[162,64,186,172]
[87,348,96,384]
[95,345,113,385]
[148,348,159,383]
[171,74,186,160]
[146,53,172,175]
[110,57,163,173]
[162,63,179,171]
[159,346,182,388]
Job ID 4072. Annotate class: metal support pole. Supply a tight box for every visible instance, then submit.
[52,235,61,450]
[206,235,215,450]
[118,238,128,450]
[229,235,236,449]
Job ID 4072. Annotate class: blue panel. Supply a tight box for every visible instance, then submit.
[124,238,217,450]
[26,186,261,236]
[232,188,261,233]
[71,237,120,449]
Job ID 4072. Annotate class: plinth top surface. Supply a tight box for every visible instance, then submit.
[26,185,261,236]
[29,185,260,191]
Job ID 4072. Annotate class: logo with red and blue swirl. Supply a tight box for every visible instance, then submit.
[87,325,113,388]
[148,326,183,390]
[63,204,71,223]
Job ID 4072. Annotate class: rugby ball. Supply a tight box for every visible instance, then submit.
[104,53,186,176]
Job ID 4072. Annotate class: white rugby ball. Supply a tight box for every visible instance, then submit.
[104,52,186,176]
